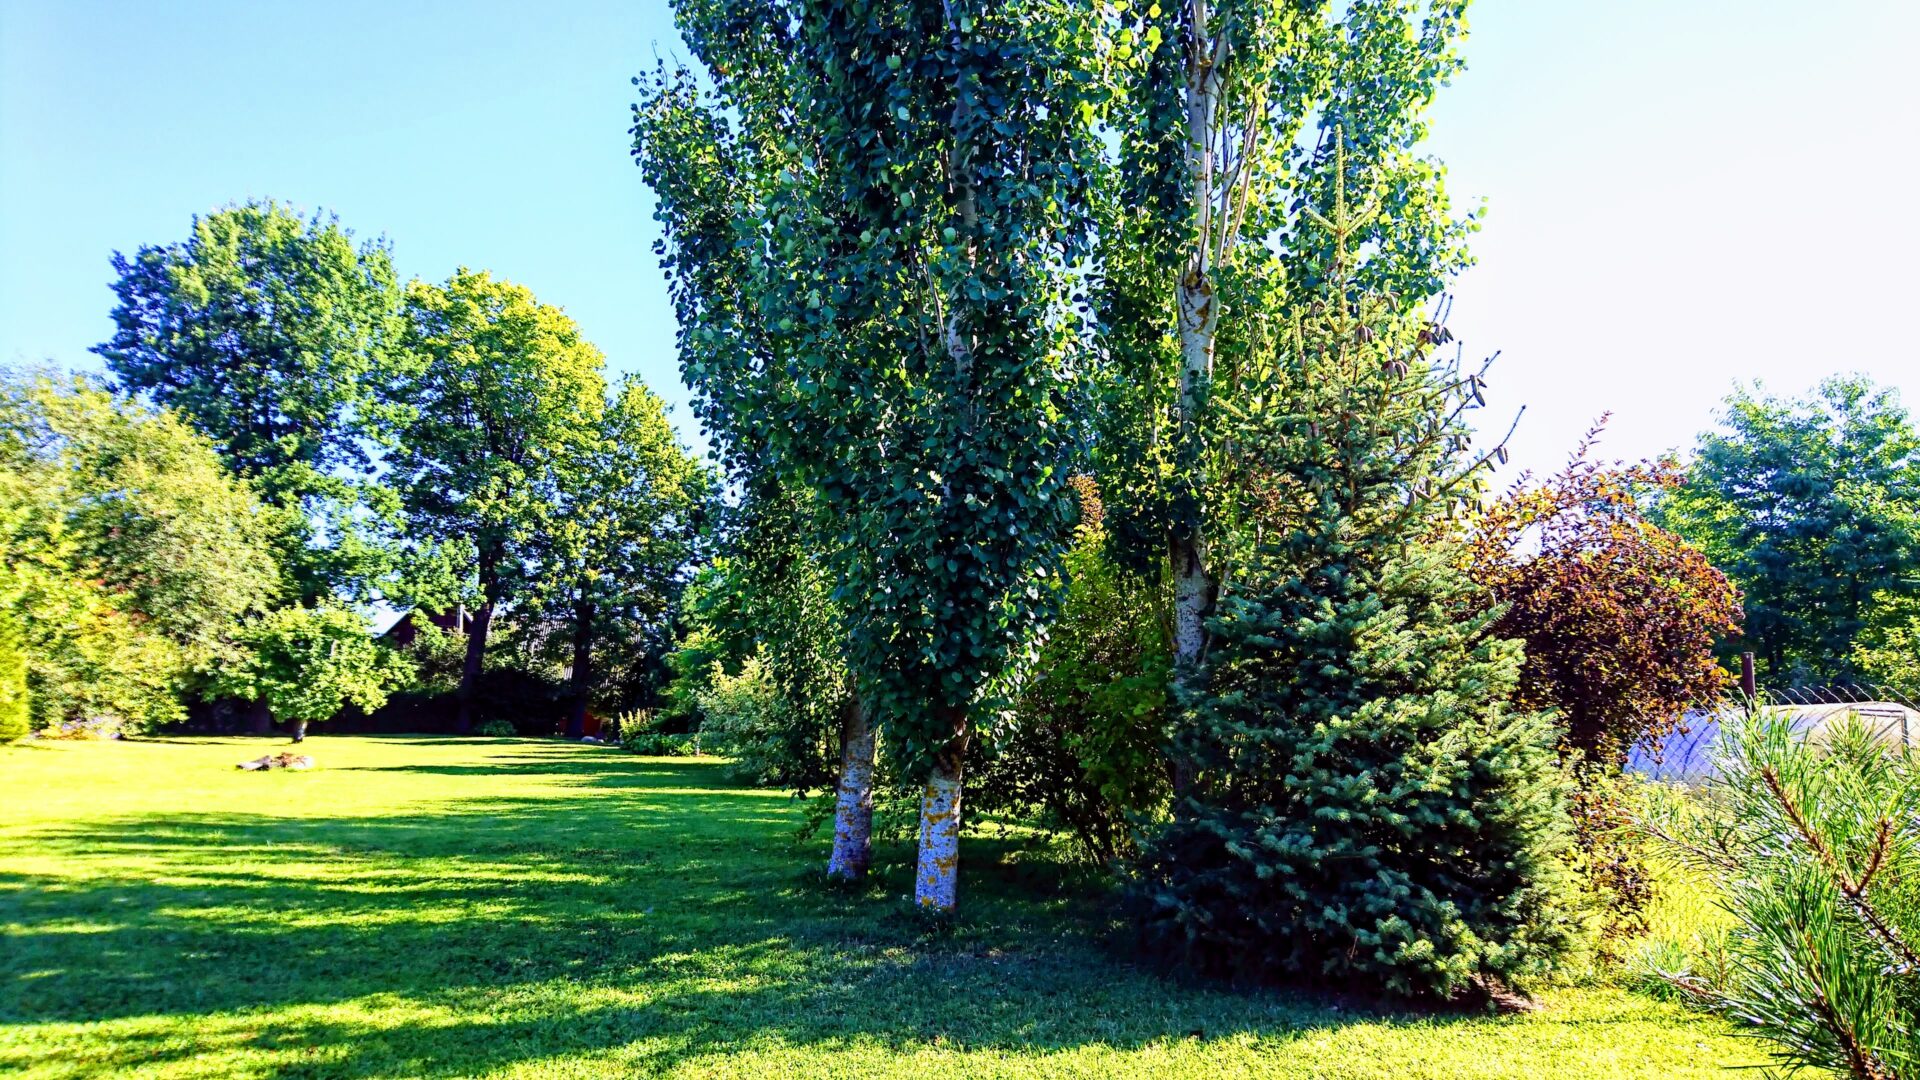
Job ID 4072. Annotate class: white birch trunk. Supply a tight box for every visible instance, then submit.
[913,764,964,910]
[1169,280,1216,795]
[1171,0,1224,678]
[825,692,876,880]
[1167,9,1226,793]
[1171,275,1218,679]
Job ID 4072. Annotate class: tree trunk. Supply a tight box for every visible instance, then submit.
[248,698,273,737]
[1169,272,1219,794]
[826,684,876,880]
[1167,7,1226,794]
[914,707,969,911]
[1170,523,1211,674]
[290,717,308,743]
[454,601,491,735]
[914,754,965,911]
[456,557,500,736]
[565,594,594,740]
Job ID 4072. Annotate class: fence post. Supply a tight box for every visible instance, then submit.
[1740,652,1756,699]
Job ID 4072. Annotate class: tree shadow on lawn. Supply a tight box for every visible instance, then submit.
[337,756,741,790]
[0,753,1482,1076]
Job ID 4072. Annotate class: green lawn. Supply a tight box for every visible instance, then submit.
[1,736,1763,1078]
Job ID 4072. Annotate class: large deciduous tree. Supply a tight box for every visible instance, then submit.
[379,270,607,734]
[529,376,710,739]
[635,0,1110,906]
[94,200,400,603]
[1658,375,1920,685]
[0,373,282,733]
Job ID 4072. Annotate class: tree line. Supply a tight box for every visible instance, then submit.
[0,201,709,743]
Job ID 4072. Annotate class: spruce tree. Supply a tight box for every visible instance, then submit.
[1131,166,1580,998]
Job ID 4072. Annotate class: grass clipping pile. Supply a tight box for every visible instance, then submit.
[237,752,313,771]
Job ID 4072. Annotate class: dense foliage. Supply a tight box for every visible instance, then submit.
[1659,376,1920,685]
[94,200,401,603]
[1464,430,1745,947]
[0,634,28,742]
[972,478,1172,865]
[1131,190,1580,998]
[0,201,705,741]
[0,374,281,734]
[1090,0,1477,710]
[1641,710,1920,1078]
[1467,431,1744,763]
[378,269,609,732]
[1854,591,1920,691]
[634,0,1115,905]
[657,485,851,791]
[522,376,710,737]
[215,605,411,739]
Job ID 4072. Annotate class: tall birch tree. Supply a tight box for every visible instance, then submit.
[635,0,1110,906]
[1093,0,1473,767]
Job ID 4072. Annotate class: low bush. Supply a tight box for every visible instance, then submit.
[696,654,795,783]
[0,632,26,741]
[1568,767,1657,956]
[614,709,701,756]
[472,719,516,737]
[971,481,1172,865]
[1465,435,1743,765]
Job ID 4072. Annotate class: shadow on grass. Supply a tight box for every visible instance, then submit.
[0,748,1468,1076]
[338,756,741,791]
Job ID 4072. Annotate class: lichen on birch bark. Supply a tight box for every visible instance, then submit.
[914,764,964,910]
[826,690,876,880]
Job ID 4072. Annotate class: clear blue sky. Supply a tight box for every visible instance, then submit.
[3,0,1915,478]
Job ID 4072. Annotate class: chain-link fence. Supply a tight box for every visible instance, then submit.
[1625,683,1920,785]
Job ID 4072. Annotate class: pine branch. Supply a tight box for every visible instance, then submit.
[1795,925,1895,1080]
[1760,766,1920,973]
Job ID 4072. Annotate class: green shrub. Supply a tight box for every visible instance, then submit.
[697,654,790,784]
[1639,710,1920,1078]
[0,632,27,741]
[615,709,700,756]
[1569,767,1658,956]
[973,482,1172,864]
[472,719,515,737]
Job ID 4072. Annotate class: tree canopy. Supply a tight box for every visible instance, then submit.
[0,373,282,732]
[378,269,609,731]
[216,605,410,737]
[94,200,401,602]
[525,375,711,736]
[1659,375,1920,684]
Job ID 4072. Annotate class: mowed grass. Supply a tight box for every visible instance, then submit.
[1,736,1764,1079]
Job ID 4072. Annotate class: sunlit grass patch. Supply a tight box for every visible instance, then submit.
[1,735,1758,1078]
